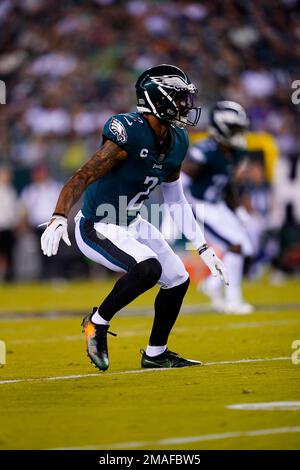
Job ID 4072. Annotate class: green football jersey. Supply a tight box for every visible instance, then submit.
[82,112,189,225]
[188,137,245,203]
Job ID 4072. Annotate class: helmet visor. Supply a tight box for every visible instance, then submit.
[226,123,248,135]
[173,90,201,127]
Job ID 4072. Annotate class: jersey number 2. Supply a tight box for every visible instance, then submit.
[127,176,159,211]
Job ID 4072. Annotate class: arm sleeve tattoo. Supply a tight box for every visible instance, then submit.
[53,140,128,217]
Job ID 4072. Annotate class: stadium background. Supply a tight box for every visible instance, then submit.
[1,0,300,452]
[0,0,300,282]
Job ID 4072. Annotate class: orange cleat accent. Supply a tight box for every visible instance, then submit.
[81,308,116,372]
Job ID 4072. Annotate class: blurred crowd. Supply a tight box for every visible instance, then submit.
[1,0,300,281]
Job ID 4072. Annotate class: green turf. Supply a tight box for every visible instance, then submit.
[0,277,300,450]
[0,274,300,313]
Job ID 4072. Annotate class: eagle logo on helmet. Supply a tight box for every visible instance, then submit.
[109,118,127,144]
[151,75,196,93]
[209,101,249,149]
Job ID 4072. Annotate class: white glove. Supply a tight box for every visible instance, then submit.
[199,245,229,286]
[40,215,71,257]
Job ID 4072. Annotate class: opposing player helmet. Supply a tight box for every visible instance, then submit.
[209,101,249,148]
[135,64,201,128]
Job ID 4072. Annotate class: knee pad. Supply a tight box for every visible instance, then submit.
[132,258,162,287]
[159,254,189,289]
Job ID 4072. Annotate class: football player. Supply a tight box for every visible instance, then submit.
[182,101,254,314]
[40,64,228,371]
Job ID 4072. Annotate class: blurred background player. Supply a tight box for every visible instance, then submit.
[40,64,228,371]
[20,164,63,279]
[182,101,254,314]
[0,165,18,282]
[1,0,299,283]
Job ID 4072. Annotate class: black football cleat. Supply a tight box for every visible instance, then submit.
[81,308,116,372]
[141,349,202,369]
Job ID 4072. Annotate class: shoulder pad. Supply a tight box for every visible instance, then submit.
[122,112,145,124]
[115,113,145,130]
[188,138,219,164]
[108,116,128,144]
[198,137,218,153]
[103,113,146,149]
[189,145,207,164]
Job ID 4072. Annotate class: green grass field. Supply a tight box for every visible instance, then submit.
[0,276,300,450]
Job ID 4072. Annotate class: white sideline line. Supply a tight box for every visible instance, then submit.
[0,356,290,385]
[205,357,290,366]
[228,401,300,411]
[53,426,300,450]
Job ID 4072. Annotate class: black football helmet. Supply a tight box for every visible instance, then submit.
[135,64,201,128]
[209,101,249,149]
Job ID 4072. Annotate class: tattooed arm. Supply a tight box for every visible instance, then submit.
[53,139,128,218]
[40,140,127,256]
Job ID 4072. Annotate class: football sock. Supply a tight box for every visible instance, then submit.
[145,345,167,357]
[202,274,222,298]
[91,310,109,325]
[205,273,222,290]
[98,258,162,322]
[223,251,244,304]
[149,277,190,346]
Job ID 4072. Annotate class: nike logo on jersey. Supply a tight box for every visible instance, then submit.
[124,116,133,126]
[152,164,162,169]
